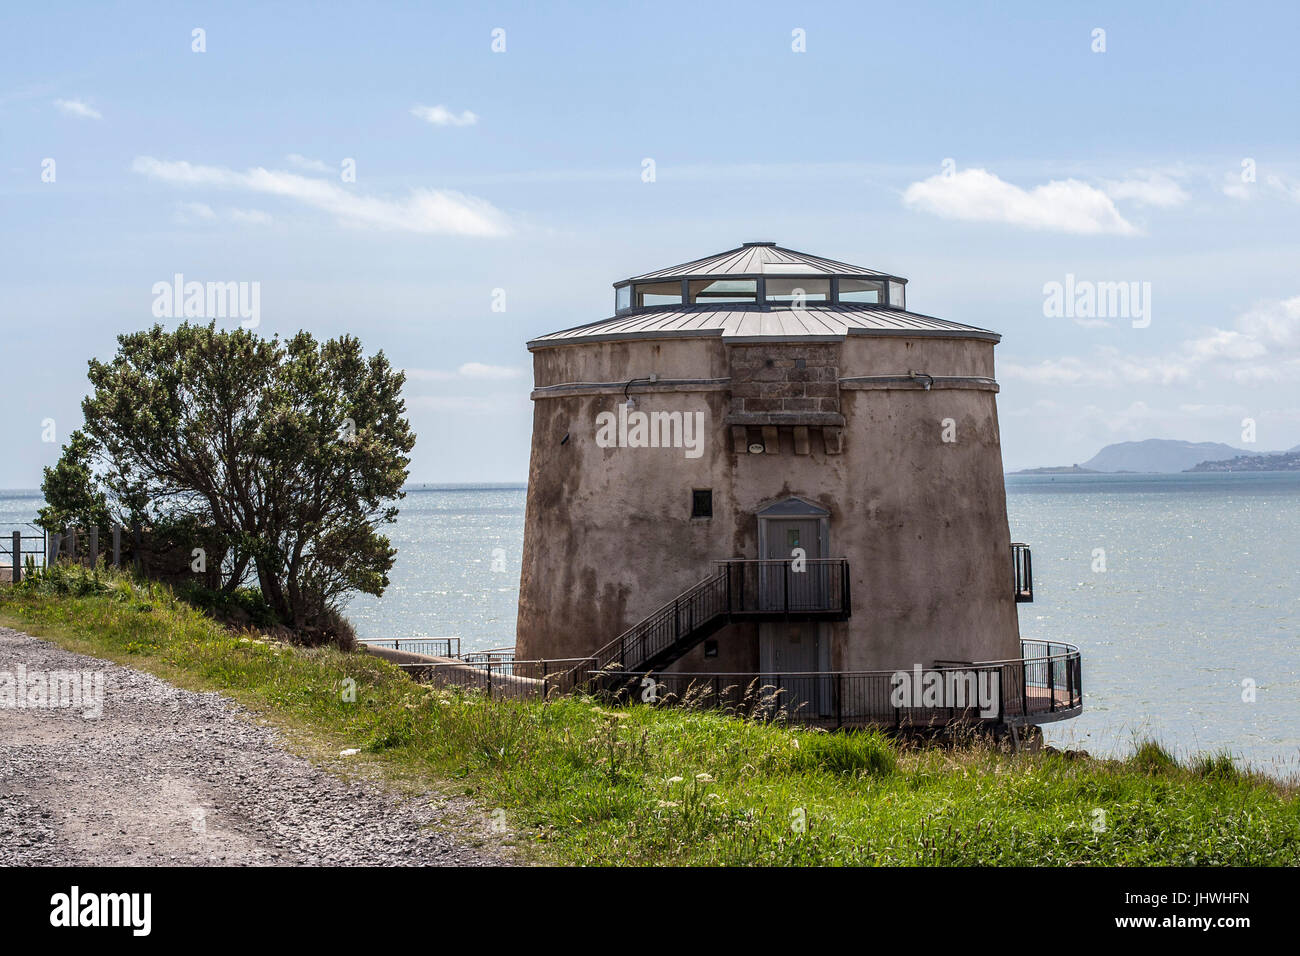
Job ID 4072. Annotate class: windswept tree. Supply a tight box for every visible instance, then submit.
[41,322,415,643]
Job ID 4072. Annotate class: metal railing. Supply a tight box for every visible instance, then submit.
[587,558,852,674]
[399,657,596,700]
[361,637,461,658]
[460,646,516,664]
[391,639,1080,728]
[719,558,852,618]
[592,640,1081,729]
[1012,543,1033,603]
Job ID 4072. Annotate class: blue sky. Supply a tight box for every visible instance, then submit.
[3,0,1300,485]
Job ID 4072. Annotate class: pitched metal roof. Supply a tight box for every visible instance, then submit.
[624,241,895,282]
[528,305,999,349]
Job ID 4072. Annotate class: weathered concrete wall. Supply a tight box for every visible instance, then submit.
[516,332,1019,672]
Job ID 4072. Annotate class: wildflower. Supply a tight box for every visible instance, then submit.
[666,776,684,785]
[695,772,715,783]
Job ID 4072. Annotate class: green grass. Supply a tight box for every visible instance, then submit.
[3,566,1298,866]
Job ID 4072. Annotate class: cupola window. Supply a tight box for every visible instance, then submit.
[688,278,757,305]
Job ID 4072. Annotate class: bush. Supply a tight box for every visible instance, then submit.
[17,562,111,598]
[174,581,278,629]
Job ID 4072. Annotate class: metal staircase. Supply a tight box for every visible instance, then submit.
[588,558,852,674]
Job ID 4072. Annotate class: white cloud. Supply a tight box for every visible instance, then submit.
[902,168,1139,235]
[1005,295,1300,388]
[229,208,272,225]
[1266,174,1300,203]
[457,362,521,379]
[1102,173,1189,208]
[131,156,510,237]
[286,153,331,173]
[406,394,523,413]
[175,201,216,222]
[1222,171,1253,200]
[1001,350,1192,387]
[405,363,522,381]
[54,98,101,120]
[411,104,478,127]
[175,202,271,226]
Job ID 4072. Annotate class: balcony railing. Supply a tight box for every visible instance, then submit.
[719,558,852,619]
[1012,543,1033,602]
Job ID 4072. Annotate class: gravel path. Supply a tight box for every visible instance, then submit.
[0,627,511,866]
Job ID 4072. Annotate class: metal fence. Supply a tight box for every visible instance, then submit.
[361,637,461,658]
[398,657,596,700]
[593,641,1081,729]
[391,640,1082,730]
[0,525,47,582]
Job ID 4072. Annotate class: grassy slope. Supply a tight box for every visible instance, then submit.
[2,568,1297,866]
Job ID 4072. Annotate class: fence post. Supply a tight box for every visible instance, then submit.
[132,520,141,572]
[1022,657,1029,718]
[89,527,99,568]
[11,531,21,584]
[835,673,843,728]
[112,525,121,568]
[47,531,57,566]
[1048,652,1056,713]
[67,526,77,566]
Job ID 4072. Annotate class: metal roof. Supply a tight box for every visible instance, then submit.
[528,305,1000,349]
[623,241,896,283]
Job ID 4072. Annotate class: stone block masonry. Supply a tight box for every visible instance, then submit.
[726,343,842,418]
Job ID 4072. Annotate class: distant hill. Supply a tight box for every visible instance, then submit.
[1081,440,1261,474]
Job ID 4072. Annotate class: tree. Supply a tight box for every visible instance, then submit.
[44,322,415,642]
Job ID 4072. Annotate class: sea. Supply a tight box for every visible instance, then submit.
[4,473,1298,777]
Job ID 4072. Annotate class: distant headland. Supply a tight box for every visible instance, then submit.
[1010,438,1300,475]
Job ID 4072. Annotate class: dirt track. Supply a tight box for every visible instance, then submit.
[0,626,509,866]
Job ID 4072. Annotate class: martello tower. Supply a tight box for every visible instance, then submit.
[516,242,1032,694]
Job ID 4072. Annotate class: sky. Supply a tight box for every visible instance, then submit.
[2,0,1300,486]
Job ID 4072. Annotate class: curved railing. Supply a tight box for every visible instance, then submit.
[392,639,1083,729]
[591,640,1082,728]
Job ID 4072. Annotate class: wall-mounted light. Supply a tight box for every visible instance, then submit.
[748,442,765,454]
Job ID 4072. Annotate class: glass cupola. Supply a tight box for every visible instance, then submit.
[613,241,906,315]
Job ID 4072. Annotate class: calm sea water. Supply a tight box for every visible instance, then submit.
[4,474,1298,775]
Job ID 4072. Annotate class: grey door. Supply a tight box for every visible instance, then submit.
[761,518,823,611]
